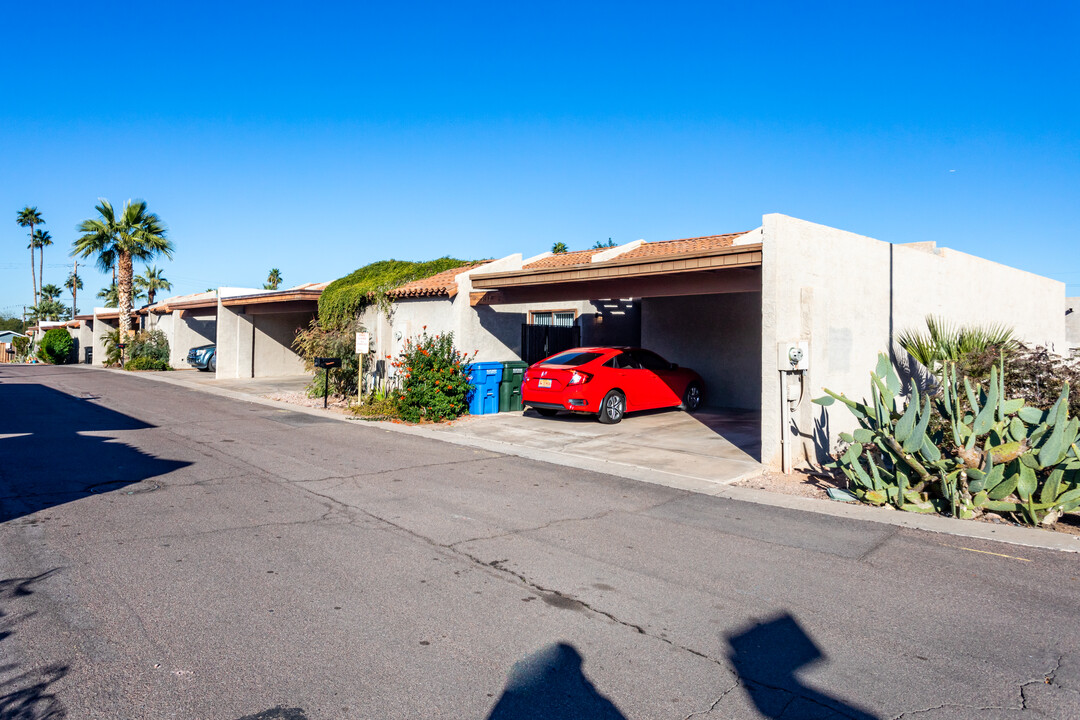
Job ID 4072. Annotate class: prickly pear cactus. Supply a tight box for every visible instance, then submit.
[814,353,1080,526]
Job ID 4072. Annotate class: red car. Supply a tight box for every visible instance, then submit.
[522,347,705,424]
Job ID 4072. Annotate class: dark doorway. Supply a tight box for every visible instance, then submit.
[521,324,581,365]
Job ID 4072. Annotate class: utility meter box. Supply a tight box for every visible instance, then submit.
[777,341,809,371]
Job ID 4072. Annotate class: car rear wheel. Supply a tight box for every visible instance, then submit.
[598,390,625,424]
[683,382,703,412]
[535,408,559,417]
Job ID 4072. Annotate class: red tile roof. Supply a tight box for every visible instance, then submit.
[388,263,489,298]
[523,249,603,269]
[614,233,747,260]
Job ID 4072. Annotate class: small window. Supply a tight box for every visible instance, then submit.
[544,351,601,366]
[531,310,577,327]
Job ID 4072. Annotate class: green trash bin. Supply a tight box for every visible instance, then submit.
[499,361,529,412]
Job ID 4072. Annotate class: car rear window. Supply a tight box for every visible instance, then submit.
[543,351,601,366]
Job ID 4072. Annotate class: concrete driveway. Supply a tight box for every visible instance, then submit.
[425,406,762,486]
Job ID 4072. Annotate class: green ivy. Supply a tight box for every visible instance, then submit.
[318,258,471,328]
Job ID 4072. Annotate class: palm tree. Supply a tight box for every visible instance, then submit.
[264,268,282,290]
[40,283,63,302]
[65,270,83,317]
[33,229,53,297]
[16,206,44,305]
[97,283,119,308]
[135,265,172,306]
[73,199,172,336]
[29,298,69,322]
[551,242,569,254]
[592,238,616,249]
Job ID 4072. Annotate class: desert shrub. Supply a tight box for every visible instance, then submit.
[102,329,123,367]
[129,329,170,365]
[124,356,170,371]
[293,319,359,397]
[392,330,474,423]
[37,328,74,364]
[12,335,30,360]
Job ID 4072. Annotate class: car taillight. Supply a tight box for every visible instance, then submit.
[568,371,592,385]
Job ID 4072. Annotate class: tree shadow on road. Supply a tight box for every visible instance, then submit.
[727,613,879,719]
[486,642,627,719]
[0,380,190,523]
[0,570,69,720]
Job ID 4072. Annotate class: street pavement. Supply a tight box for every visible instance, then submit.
[1,364,1078,720]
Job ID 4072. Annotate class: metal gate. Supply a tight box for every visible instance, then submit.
[521,324,581,365]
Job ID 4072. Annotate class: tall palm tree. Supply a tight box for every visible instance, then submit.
[40,283,63,302]
[264,268,282,290]
[65,270,83,317]
[33,229,53,295]
[135,265,172,306]
[73,199,172,336]
[16,206,44,305]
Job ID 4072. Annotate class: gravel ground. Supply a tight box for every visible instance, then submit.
[262,390,353,412]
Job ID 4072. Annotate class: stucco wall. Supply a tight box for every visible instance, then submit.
[91,312,117,367]
[641,292,761,409]
[215,303,252,379]
[252,311,312,377]
[760,213,1067,471]
[1067,298,1080,351]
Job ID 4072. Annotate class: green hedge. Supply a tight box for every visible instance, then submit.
[37,328,74,364]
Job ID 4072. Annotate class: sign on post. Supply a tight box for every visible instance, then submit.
[355,331,370,354]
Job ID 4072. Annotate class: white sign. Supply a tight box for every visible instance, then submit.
[355,331,370,354]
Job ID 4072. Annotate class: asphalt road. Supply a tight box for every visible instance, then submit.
[1,364,1078,720]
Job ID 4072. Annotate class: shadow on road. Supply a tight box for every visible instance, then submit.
[0,570,69,720]
[0,378,190,523]
[487,642,626,719]
[727,613,879,719]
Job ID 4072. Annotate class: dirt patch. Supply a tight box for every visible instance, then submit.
[735,469,848,500]
[262,391,352,413]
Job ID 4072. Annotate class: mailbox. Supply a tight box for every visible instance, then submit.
[314,357,341,369]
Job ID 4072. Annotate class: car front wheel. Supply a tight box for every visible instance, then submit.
[683,382,703,412]
[208,354,216,373]
[598,390,625,424]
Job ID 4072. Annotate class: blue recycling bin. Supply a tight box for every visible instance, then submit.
[466,362,504,415]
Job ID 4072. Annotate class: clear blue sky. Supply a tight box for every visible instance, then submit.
[2,1,1078,317]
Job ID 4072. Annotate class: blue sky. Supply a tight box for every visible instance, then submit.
[2,1,1078,317]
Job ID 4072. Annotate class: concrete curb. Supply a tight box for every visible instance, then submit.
[107,367,1080,554]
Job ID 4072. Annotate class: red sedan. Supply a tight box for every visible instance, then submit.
[521,347,705,424]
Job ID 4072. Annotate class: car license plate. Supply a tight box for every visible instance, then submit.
[538,379,552,388]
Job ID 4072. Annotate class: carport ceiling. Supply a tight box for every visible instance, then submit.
[470,243,762,304]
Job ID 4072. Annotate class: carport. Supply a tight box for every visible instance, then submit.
[145,291,220,368]
[215,284,326,380]
[469,232,764,460]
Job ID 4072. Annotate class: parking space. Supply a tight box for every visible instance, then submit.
[428,406,761,486]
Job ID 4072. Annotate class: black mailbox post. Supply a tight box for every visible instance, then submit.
[313,357,342,408]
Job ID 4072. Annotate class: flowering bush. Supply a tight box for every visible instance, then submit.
[392,329,475,423]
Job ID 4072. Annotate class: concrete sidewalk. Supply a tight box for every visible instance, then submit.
[111,366,1080,553]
